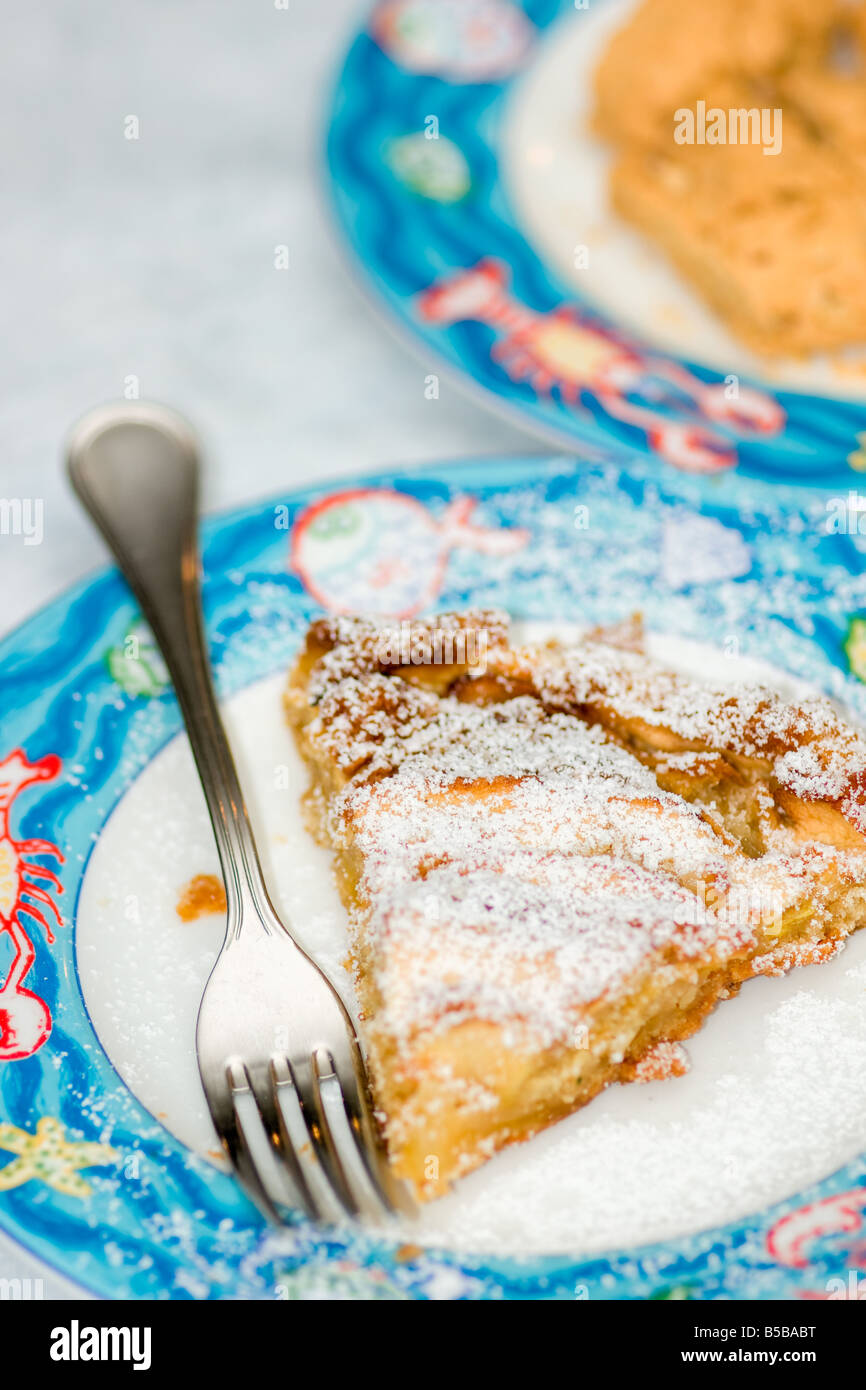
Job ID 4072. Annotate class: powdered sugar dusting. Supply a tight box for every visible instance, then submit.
[535,639,866,826]
[293,613,866,1057]
[624,1040,690,1083]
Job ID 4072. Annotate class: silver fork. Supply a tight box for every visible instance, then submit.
[67,402,412,1226]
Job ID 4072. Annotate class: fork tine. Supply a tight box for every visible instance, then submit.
[288,1051,364,1220]
[327,1041,417,1219]
[313,1055,391,1222]
[216,1063,285,1224]
[244,1060,319,1221]
[270,1055,347,1225]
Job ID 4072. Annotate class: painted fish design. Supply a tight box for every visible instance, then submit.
[290,488,527,617]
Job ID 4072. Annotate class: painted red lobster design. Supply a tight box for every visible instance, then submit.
[0,749,63,1061]
[418,259,785,473]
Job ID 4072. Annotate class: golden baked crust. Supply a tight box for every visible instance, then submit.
[286,611,866,1198]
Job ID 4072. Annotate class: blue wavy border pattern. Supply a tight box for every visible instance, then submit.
[326,0,866,484]
[1,457,866,1298]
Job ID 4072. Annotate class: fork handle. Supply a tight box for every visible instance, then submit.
[67,402,274,939]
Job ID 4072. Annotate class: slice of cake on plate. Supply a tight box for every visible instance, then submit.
[286,611,866,1198]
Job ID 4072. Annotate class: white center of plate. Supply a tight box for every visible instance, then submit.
[76,632,866,1257]
[501,0,866,398]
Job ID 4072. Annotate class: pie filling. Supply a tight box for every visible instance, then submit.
[285,611,866,1198]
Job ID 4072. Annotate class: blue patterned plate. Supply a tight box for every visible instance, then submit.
[326,0,866,485]
[3,456,866,1298]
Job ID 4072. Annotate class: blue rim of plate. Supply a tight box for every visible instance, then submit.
[326,0,866,486]
[3,454,866,1299]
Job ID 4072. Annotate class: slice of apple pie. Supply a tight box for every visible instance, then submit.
[285,611,866,1198]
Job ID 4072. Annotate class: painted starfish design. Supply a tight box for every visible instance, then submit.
[0,1116,118,1198]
